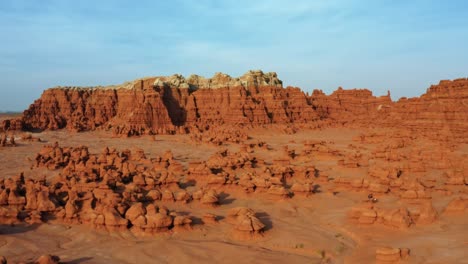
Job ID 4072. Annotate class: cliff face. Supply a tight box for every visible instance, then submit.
[383,78,468,143]
[310,88,393,126]
[20,70,320,135]
[15,71,468,142]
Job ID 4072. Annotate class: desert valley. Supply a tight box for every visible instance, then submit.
[0,70,466,263]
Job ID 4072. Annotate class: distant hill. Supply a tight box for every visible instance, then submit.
[0,111,22,117]
[0,111,21,114]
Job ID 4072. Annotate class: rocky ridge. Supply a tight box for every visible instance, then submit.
[4,71,468,143]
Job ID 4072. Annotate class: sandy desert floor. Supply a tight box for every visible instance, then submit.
[0,127,467,264]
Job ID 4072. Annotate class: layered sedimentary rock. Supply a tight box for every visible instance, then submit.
[16,71,468,141]
[310,88,392,126]
[381,78,468,143]
[20,70,320,136]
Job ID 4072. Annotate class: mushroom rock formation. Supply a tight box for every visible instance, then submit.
[0,254,61,264]
[192,189,219,207]
[145,189,162,201]
[207,174,227,187]
[161,190,175,202]
[35,254,61,264]
[375,247,401,263]
[202,213,218,224]
[158,172,180,188]
[348,204,378,225]
[102,207,129,230]
[226,207,255,223]
[226,207,266,239]
[24,181,56,213]
[380,208,413,229]
[444,196,468,214]
[144,205,173,232]
[191,189,204,200]
[125,202,146,226]
[375,247,410,263]
[172,215,192,231]
[199,189,219,207]
[173,190,192,203]
[267,185,290,199]
[349,204,414,228]
[233,213,266,238]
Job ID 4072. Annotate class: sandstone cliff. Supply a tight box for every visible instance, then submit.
[383,78,468,143]
[12,71,468,142]
[20,70,320,136]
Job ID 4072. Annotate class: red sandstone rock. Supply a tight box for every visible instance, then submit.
[145,206,173,232]
[172,215,192,230]
[226,207,266,239]
[35,254,60,264]
[202,213,218,224]
[444,196,468,213]
[14,72,468,145]
[375,247,404,263]
[19,71,320,135]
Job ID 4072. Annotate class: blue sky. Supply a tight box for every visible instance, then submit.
[1,0,467,111]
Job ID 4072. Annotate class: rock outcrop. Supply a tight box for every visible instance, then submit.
[375,247,410,263]
[381,78,468,143]
[227,207,266,239]
[11,71,468,143]
[20,70,320,136]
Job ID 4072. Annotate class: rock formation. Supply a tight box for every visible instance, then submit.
[0,254,60,264]
[12,71,467,144]
[4,71,465,143]
[375,247,410,263]
[227,207,266,239]
[18,70,319,136]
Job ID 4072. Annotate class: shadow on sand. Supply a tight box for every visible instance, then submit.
[0,223,40,235]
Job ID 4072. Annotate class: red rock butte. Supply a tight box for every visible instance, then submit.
[3,70,467,143]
